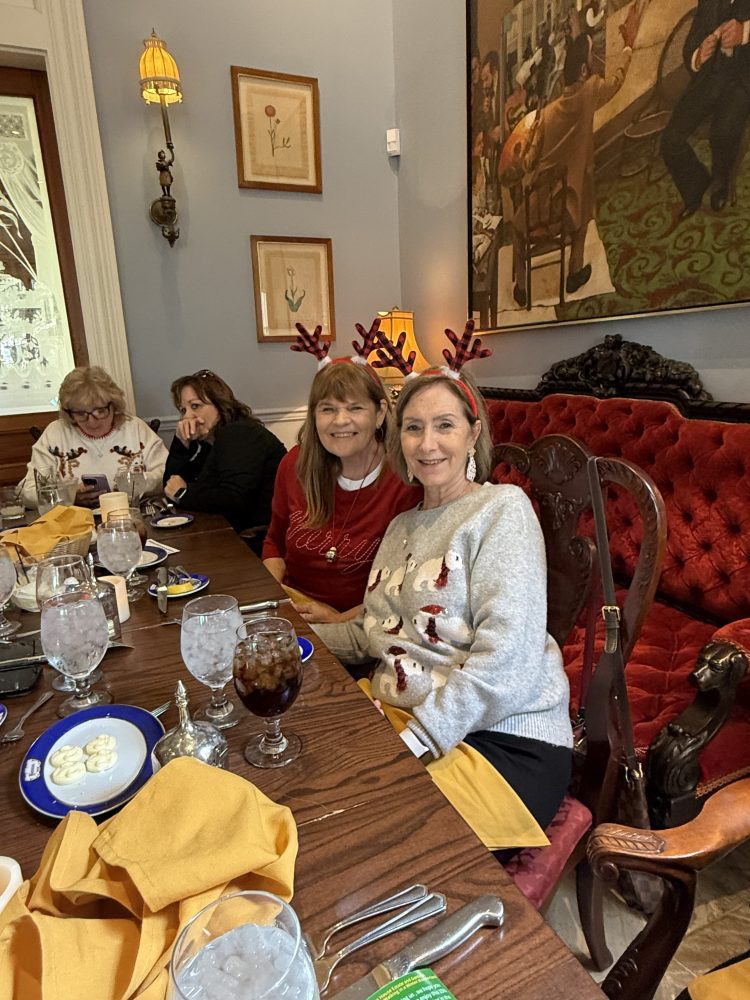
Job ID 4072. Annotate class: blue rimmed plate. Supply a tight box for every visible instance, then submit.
[299,637,313,663]
[150,513,194,529]
[0,704,6,728]
[147,573,209,600]
[137,542,170,568]
[19,704,164,820]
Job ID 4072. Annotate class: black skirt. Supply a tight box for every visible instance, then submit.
[463,729,572,863]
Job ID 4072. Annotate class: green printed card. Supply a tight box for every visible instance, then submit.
[365,969,457,1000]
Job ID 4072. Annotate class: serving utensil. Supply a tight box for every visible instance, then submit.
[305,883,430,961]
[315,892,446,992]
[0,691,53,744]
[328,895,504,1000]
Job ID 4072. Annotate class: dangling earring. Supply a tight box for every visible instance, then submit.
[466,447,477,483]
[407,467,414,483]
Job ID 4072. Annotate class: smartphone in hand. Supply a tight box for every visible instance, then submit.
[81,474,110,493]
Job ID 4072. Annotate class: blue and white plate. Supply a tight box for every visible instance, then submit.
[298,637,314,663]
[0,704,6,728]
[19,704,164,820]
[150,513,194,529]
[147,573,210,600]
[137,542,170,568]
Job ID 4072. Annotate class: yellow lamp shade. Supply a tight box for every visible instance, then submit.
[139,31,182,105]
[372,309,430,384]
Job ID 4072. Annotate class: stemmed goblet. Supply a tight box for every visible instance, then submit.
[234,617,304,768]
[36,554,102,692]
[168,890,319,1000]
[180,594,242,729]
[114,467,147,506]
[97,513,143,600]
[0,546,21,638]
[40,585,112,716]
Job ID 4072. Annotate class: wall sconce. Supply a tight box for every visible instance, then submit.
[139,30,183,247]
[370,308,430,398]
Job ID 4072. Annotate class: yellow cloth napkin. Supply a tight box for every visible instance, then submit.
[0,757,297,1000]
[358,679,549,851]
[2,506,94,561]
[689,957,750,1000]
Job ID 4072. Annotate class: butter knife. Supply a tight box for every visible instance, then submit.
[239,598,292,614]
[156,566,169,614]
[328,895,504,1000]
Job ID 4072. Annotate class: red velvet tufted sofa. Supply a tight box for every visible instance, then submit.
[481,335,750,828]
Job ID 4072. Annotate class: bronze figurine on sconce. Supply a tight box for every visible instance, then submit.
[151,144,179,246]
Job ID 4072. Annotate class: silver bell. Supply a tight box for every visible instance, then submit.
[153,679,228,769]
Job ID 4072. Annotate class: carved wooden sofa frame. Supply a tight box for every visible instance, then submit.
[481,335,750,829]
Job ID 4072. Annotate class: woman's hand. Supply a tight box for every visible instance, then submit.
[175,415,207,446]
[164,475,187,499]
[293,600,345,624]
[74,485,102,508]
[372,698,386,718]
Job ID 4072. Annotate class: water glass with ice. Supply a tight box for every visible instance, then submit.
[114,467,147,505]
[169,890,319,1000]
[0,546,21,638]
[40,588,112,716]
[36,554,99,692]
[181,595,242,729]
[97,514,143,600]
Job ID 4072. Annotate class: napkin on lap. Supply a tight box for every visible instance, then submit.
[0,757,298,1000]
[1,506,94,562]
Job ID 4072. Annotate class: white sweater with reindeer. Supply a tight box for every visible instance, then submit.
[317,483,573,758]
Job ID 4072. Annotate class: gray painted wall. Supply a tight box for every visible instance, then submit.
[82,0,402,419]
[84,0,750,414]
[393,0,750,402]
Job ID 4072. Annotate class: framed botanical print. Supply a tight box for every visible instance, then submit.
[231,66,322,193]
[251,236,335,343]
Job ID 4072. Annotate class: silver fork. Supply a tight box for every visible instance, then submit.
[0,691,53,744]
[303,883,429,961]
[313,891,447,993]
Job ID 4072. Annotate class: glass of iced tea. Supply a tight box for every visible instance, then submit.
[234,617,303,768]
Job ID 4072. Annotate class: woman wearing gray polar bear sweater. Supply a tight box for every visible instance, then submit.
[317,360,572,843]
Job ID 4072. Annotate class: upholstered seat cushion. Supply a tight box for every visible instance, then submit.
[505,794,592,910]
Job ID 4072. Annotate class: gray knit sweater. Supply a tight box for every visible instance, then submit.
[317,483,573,758]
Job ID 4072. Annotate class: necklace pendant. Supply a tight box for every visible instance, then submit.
[325,546,338,564]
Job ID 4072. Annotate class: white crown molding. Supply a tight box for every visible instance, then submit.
[44,0,134,410]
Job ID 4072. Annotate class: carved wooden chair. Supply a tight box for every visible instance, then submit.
[493,434,667,968]
[589,776,750,1000]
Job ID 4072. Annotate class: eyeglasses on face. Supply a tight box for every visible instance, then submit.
[66,402,112,421]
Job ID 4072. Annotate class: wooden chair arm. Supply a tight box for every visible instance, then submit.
[589,777,750,877]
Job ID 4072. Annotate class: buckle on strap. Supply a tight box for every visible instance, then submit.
[602,605,621,653]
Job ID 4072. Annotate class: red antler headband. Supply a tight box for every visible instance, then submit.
[291,319,384,387]
[371,319,492,417]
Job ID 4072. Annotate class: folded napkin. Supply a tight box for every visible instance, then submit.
[689,956,750,1000]
[0,757,297,1000]
[358,679,549,851]
[2,506,94,562]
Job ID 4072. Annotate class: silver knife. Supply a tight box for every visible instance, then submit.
[156,566,169,614]
[239,598,292,614]
[328,895,504,1000]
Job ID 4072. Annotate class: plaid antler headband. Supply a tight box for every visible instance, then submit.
[291,319,384,387]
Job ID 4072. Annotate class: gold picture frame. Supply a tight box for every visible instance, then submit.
[231,66,322,193]
[251,235,335,343]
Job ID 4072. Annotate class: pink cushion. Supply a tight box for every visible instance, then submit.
[504,794,592,910]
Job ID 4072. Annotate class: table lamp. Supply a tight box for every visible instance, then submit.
[372,308,430,397]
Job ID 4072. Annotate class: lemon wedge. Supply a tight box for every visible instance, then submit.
[167,581,194,595]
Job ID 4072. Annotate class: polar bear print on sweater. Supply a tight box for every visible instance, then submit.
[385,557,416,596]
[412,551,463,592]
[412,605,473,646]
[382,615,404,636]
[366,566,391,592]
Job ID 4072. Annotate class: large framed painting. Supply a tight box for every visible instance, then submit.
[231,66,322,193]
[468,0,750,331]
[250,235,335,343]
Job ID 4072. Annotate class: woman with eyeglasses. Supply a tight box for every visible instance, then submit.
[163,370,286,546]
[19,366,168,508]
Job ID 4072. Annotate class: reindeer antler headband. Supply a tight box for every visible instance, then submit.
[291,319,384,387]
[372,319,492,417]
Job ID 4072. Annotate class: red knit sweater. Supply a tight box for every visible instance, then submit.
[263,447,421,612]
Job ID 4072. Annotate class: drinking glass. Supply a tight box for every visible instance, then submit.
[37,483,65,516]
[40,588,112,716]
[0,547,21,638]
[181,595,242,729]
[234,617,303,768]
[125,507,149,591]
[114,467,147,506]
[169,890,319,1000]
[36,554,100,691]
[97,514,143,600]
[0,486,25,524]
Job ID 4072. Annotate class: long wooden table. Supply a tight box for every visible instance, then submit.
[1,519,604,999]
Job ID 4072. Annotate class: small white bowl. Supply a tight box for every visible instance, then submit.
[0,857,22,914]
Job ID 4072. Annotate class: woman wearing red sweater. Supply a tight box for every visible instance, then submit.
[263,327,421,624]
